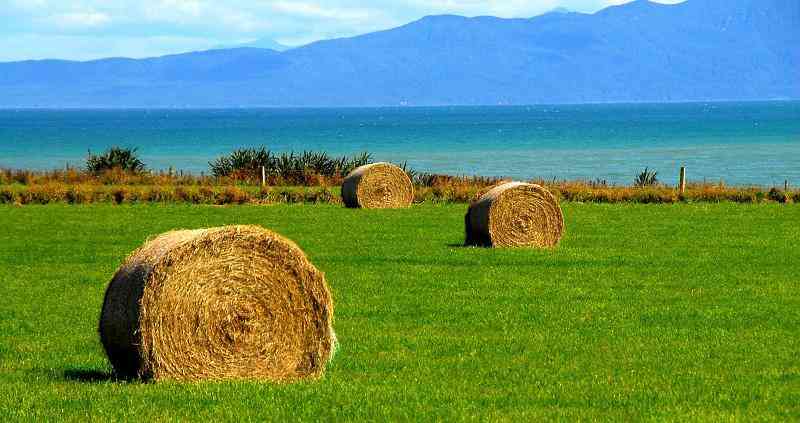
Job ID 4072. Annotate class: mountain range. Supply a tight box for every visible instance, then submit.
[0,0,797,107]
[213,38,291,52]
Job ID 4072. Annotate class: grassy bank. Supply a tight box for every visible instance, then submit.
[1,180,797,205]
[3,166,799,205]
[1,203,798,420]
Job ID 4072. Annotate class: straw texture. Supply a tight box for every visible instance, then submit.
[98,225,335,382]
[341,162,413,208]
[465,182,564,248]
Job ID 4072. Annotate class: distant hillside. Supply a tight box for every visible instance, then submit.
[214,38,291,52]
[0,0,797,107]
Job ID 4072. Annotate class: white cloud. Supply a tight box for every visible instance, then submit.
[0,33,219,61]
[271,1,373,20]
[45,11,112,29]
[403,0,561,17]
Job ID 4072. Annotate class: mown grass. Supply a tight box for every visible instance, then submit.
[1,203,799,421]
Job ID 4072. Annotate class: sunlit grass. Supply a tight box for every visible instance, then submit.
[1,203,798,420]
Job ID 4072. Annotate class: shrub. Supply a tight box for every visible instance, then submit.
[727,190,758,204]
[145,186,176,203]
[86,147,146,174]
[768,188,789,204]
[0,187,18,204]
[209,148,373,183]
[269,188,306,204]
[632,189,676,204]
[175,186,206,204]
[306,188,335,204]
[199,186,216,202]
[110,187,127,204]
[66,185,94,204]
[209,147,273,180]
[217,186,249,205]
[634,168,659,187]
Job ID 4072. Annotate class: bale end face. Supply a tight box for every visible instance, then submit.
[99,225,335,382]
[465,182,564,248]
[341,162,414,209]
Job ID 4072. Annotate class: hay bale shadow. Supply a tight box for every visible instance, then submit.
[447,243,487,248]
[63,368,116,383]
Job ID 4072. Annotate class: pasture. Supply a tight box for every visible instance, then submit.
[0,203,798,420]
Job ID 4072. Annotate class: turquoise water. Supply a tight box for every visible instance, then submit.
[1,102,798,186]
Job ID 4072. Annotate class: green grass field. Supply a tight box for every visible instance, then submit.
[1,203,799,421]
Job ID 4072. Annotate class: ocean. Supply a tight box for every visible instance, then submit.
[1,102,798,186]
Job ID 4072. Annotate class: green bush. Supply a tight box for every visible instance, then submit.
[209,148,372,183]
[768,188,789,204]
[634,168,659,187]
[86,147,146,174]
[0,187,18,204]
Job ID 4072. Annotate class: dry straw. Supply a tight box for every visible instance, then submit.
[341,162,413,208]
[99,225,335,382]
[465,182,564,248]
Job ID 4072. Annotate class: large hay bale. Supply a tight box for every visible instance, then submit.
[469,179,512,204]
[99,225,335,382]
[341,162,413,208]
[465,182,564,248]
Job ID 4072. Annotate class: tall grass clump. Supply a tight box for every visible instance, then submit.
[209,148,274,181]
[634,168,659,187]
[209,148,372,184]
[86,147,146,174]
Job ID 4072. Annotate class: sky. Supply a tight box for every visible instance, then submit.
[0,0,684,62]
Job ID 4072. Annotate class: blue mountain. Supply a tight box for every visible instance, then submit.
[0,0,797,107]
[213,38,291,52]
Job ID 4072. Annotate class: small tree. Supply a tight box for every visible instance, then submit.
[86,147,146,174]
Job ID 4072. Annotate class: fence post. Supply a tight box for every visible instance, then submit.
[679,166,686,195]
[786,180,789,192]
[261,166,266,187]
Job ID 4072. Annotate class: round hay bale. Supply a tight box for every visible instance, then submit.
[469,179,512,205]
[341,162,413,208]
[465,182,564,248]
[98,225,335,382]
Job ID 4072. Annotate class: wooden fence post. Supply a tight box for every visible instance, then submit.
[786,180,789,192]
[679,166,686,195]
[261,166,266,187]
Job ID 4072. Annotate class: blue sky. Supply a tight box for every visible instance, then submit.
[0,0,683,62]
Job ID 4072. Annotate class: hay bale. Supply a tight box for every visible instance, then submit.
[465,182,564,248]
[469,179,513,205]
[341,162,413,208]
[99,225,335,382]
